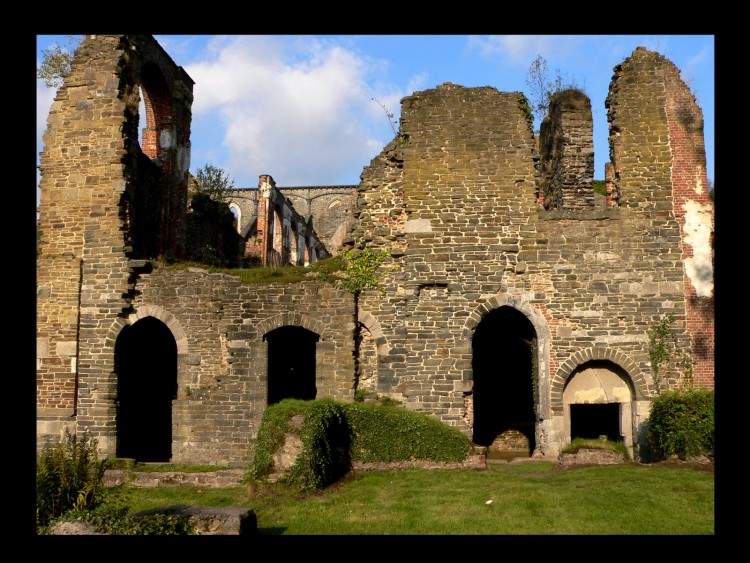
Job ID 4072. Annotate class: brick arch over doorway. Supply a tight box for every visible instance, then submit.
[123,304,189,352]
[558,356,644,459]
[550,347,650,415]
[256,312,327,340]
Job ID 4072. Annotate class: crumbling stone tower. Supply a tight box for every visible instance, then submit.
[37,35,194,451]
[606,47,714,387]
[537,89,596,210]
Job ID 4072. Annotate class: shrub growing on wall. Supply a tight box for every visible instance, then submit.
[646,388,714,461]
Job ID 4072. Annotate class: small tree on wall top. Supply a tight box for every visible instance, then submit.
[37,35,83,89]
[190,164,235,204]
[525,54,563,129]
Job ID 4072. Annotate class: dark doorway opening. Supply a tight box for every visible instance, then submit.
[472,306,536,453]
[266,326,319,405]
[115,317,177,462]
[570,403,621,442]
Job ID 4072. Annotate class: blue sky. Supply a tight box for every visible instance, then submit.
[37,34,714,191]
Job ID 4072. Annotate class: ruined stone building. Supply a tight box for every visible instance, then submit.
[37,35,714,465]
[225,176,357,266]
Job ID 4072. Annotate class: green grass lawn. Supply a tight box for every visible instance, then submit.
[119,462,714,535]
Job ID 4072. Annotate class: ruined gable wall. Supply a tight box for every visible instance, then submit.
[353,84,539,430]
[37,35,195,453]
[132,268,356,464]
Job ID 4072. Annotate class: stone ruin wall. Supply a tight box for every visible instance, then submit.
[37,35,194,451]
[36,37,714,462]
[537,89,595,210]
[351,48,713,445]
[227,185,358,258]
[606,47,714,388]
[280,186,358,254]
[131,268,355,465]
[352,83,542,431]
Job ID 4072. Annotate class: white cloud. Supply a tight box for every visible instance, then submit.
[184,36,392,187]
[467,35,583,66]
[406,72,429,96]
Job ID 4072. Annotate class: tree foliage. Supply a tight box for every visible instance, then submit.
[190,164,235,204]
[37,35,82,89]
[185,164,241,266]
[336,248,391,295]
[525,54,564,127]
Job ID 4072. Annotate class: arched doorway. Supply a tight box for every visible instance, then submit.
[472,306,537,457]
[115,317,177,462]
[563,361,635,454]
[266,326,319,405]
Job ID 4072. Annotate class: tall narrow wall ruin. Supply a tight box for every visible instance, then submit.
[607,47,714,387]
[37,35,194,450]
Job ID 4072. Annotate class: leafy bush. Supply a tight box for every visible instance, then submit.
[646,388,714,461]
[36,429,110,528]
[285,399,352,491]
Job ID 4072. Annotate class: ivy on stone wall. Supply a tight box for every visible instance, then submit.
[517,94,535,135]
[648,314,694,394]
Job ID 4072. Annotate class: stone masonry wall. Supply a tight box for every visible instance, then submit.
[351,67,712,447]
[538,89,595,210]
[130,267,356,465]
[243,175,329,267]
[607,47,714,388]
[37,35,194,453]
[280,186,358,254]
[352,83,540,432]
[37,37,713,464]
[37,36,139,443]
[227,185,358,257]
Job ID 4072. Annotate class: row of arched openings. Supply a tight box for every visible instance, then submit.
[113,307,632,462]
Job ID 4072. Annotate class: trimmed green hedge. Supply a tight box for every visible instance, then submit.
[646,388,714,461]
[345,401,473,463]
[246,397,474,491]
